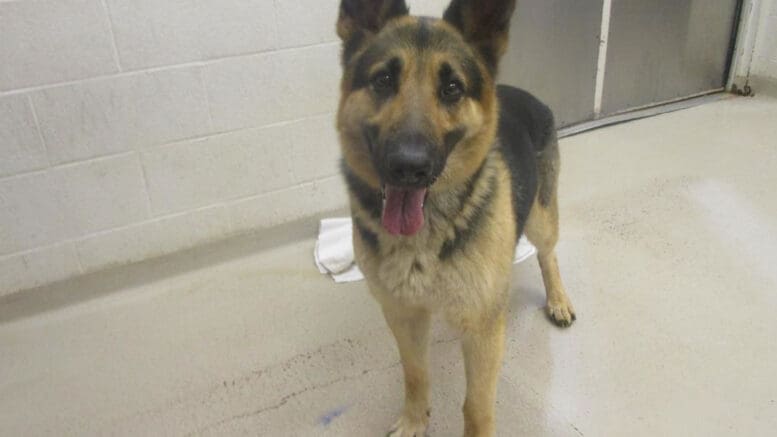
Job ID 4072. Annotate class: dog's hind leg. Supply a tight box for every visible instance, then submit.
[381,302,431,437]
[525,137,576,327]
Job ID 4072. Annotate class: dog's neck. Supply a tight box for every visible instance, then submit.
[427,149,495,216]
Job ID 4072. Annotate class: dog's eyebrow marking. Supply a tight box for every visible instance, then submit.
[439,164,496,260]
[351,39,394,90]
[439,62,454,80]
[460,56,484,99]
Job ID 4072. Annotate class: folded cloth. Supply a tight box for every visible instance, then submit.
[314,218,365,283]
[315,217,537,283]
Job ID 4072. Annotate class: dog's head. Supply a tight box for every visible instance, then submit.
[336,0,516,236]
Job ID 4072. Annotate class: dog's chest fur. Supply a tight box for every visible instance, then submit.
[352,157,517,310]
[370,213,453,303]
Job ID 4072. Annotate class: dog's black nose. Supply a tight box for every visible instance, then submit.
[386,147,433,186]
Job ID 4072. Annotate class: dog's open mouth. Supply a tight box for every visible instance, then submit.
[381,185,428,236]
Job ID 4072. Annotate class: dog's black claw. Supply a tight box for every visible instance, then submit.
[548,313,574,328]
[547,304,576,328]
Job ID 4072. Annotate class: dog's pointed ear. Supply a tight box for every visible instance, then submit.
[443,0,516,72]
[337,0,409,41]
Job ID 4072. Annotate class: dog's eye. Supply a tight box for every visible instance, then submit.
[440,80,464,103]
[370,72,394,95]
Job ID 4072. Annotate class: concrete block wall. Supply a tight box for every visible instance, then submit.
[0,0,449,296]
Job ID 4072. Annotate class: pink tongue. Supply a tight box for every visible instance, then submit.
[382,186,427,236]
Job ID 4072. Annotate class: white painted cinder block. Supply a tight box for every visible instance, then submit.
[76,205,232,274]
[271,0,447,51]
[287,114,341,183]
[275,0,340,48]
[0,172,71,256]
[0,0,118,91]
[0,95,48,177]
[204,43,341,132]
[106,0,277,70]
[142,125,297,215]
[0,243,82,298]
[1,0,366,294]
[230,176,347,235]
[140,113,340,216]
[31,68,212,165]
[50,154,150,236]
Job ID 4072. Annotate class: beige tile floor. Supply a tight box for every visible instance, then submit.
[2,95,776,436]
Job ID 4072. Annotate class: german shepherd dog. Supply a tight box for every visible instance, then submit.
[335,0,575,435]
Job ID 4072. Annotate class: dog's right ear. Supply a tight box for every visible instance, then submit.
[443,0,516,73]
[337,0,409,42]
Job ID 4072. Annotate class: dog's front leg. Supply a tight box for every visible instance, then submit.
[381,302,431,437]
[460,309,506,437]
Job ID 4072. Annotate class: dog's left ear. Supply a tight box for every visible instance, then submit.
[337,0,409,41]
[443,0,516,72]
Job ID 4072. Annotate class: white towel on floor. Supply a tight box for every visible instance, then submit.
[314,218,365,283]
[315,218,537,283]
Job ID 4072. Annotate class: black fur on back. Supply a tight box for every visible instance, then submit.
[496,84,556,239]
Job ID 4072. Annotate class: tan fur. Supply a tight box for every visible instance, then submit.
[335,5,572,436]
[524,187,576,326]
[351,152,517,436]
[337,18,497,193]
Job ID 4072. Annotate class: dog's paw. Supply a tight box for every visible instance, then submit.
[546,298,576,328]
[386,413,429,437]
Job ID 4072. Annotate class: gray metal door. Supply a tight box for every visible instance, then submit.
[601,0,740,115]
[500,0,604,127]
[500,0,741,127]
